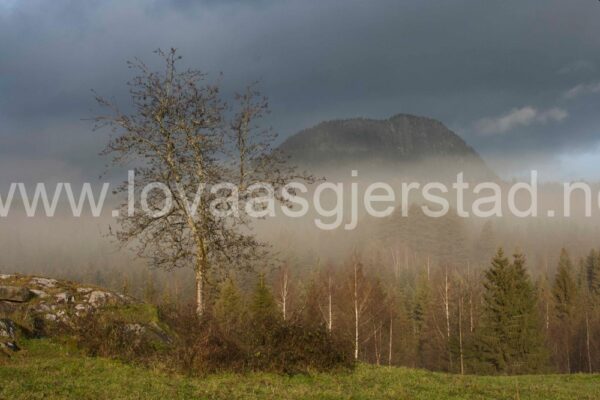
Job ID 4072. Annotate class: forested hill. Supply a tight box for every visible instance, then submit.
[278,113,496,181]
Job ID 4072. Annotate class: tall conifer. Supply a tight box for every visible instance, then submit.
[477,248,546,373]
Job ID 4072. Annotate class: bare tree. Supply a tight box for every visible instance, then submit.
[391,247,401,280]
[96,49,308,316]
[277,264,290,321]
[388,297,395,366]
[373,323,383,366]
[458,294,465,375]
[348,256,372,360]
[325,270,334,332]
[468,261,474,333]
[442,265,451,341]
[456,275,466,375]
[439,264,452,369]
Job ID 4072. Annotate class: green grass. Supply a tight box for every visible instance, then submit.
[1,340,598,400]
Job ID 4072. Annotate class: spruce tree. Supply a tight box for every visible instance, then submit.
[250,275,280,334]
[412,271,435,368]
[585,249,600,296]
[552,248,578,372]
[553,249,578,321]
[412,271,430,334]
[213,278,245,337]
[477,248,546,374]
[247,274,281,366]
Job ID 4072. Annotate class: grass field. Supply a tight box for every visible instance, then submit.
[0,340,598,400]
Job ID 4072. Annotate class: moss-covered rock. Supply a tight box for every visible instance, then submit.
[0,274,172,354]
[0,286,33,302]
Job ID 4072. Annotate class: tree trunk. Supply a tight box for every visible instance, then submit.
[195,266,205,316]
[469,293,474,333]
[354,264,359,360]
[467,261,474,333]
[443,266,452,370]
[374,325,381,366]
[280,268,289,321]
[391,249,400,280]
[388,310,393,366]
[458,295,465,375]
[328,274,333,332]
[566,336,571,374]
[427,256,430,282]
[444,266,450,340]
[544,259,549,333]
[586,311,593,373]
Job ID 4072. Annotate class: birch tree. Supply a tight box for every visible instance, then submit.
[348,257,372,360]
[277,264,290,321]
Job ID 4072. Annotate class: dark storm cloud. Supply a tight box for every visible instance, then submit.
[1,0,600,181]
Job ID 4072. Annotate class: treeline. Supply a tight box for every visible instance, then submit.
[4,220,600,374]
[180,244,600,375]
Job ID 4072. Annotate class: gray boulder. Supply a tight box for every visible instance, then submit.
[0,285,32,302]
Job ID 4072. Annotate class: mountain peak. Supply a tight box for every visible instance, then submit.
[279,113,495,181]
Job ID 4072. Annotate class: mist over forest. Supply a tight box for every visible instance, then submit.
[3,2,600,396]
[3,143,600,373]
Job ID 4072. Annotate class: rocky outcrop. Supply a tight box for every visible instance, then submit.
[0,274,172,353]
[0,274,132,327]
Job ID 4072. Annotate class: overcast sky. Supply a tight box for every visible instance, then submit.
[1,0,600,183]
